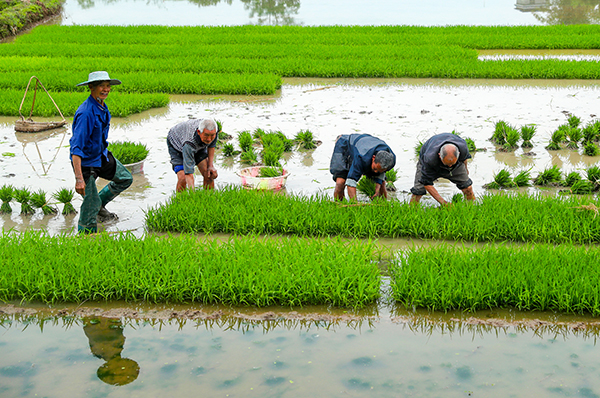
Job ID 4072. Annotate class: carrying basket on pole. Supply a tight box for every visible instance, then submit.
[14,76,67,133]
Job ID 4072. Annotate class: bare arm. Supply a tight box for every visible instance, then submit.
[347,186,358,200]
[424,185,448,206]
[72,155,86,196]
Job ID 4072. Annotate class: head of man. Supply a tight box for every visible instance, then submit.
[371,151,395,174]
[77,71,122,105]
[196,118,218,145]
[439,143,460,167]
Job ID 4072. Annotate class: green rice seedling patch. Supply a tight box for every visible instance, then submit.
[108,141,149,165]
[390,244,600,315]
[0,232,380,308]
[145,187,600,244]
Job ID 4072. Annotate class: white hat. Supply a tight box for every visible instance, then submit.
[76,71,122,87]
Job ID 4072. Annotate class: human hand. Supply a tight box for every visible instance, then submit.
[75,178,86,196]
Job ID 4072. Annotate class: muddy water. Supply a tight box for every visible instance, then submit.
[1,78,599,237]
[2,300,600,397]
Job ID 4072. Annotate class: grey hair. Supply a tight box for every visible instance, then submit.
[199,118,217,132]
[374,151,395,171]
[439,143,459,160]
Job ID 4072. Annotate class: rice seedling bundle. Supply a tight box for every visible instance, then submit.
[145,187,600,244]
[534,165,562,185]
[491,120,509,145]
[570,180,595,194]
[13,188,33,215]
[221,143,237,157]
[30,190,57,215]
[258,167,284,178]
[503,126,521,151]
[568,114,582,129]
[53,188,77,215]
[0,184,13,214]
[295,130,317,150]
[240,149,258,164]
[484,169,515,189]
[587,166,600,185]
[520,125,536,148]
[238,131,253,153]
[513,170,532,187]
[385,169,398,191]
[0,231,380,307]
[390,243,600,315]
[107,141,149,165]
[582,123,599,143]
[566,126,583,150]
[583,141,600,156]
[356,176,376,198]
[564,171,582,187]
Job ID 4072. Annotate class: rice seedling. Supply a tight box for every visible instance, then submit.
[520,125,536,148]
[566,126,583,150]
[238,131,254,153]
[582,122,599,143]
[240,148,258,164]
[546,126,567,150]
[564,171,582,187]
[586,165,600,185]
[14,188,34,215]
[567,114,582,129]
[390,243,600,315]
[261,144,284,167]
[464,137,477,153]
[275,131,294,152]
[491,120,509,146]
[146,186,600,244]
[0,184,14,214]
[451,193,464,203]
[484,169,515,189]
[221,143,238,157]
[513,169,532,187]
[259,166,284,178]
[502,125,521,151]
[385,169,397,191]
[53,188,77,215]
[295,129,317,150]
[0,231,381,308]
[414,141,423,157]
[30,189,57,215]
[108,141,149,165]
[583,141,600,156]
[252,128,267,140]
[534,165,562,185]
[356,176,376,198]
[570,180,594,195]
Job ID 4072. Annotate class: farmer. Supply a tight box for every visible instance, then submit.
[410,132,475,206]
[70,71,133,234]
[166,118,218,192]
[329,133,396,201]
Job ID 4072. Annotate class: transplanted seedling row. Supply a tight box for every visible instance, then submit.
[0,185,76,216]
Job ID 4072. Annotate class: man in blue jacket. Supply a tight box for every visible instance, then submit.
[410,133,475,206]
[70,71,133,234]
[329,134,396,201]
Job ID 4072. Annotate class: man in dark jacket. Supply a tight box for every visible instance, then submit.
[410,133,475,206]
[329,133,396,201]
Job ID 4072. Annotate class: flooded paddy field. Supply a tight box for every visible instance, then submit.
[2,78,600,396]
[1,77,599,236]
[2,300,600,397]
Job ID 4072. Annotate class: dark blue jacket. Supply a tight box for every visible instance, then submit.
[70,96,111,167]
[419,133,471,186]
[344,134,396,185]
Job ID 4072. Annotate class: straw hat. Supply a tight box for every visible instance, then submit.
[76,71,122,87]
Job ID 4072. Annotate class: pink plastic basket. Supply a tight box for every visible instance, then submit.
[236,166,290,190]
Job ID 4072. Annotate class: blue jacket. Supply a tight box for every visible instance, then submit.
[341,134,396,186]
[70,96,111,167]
[419,133,471,186]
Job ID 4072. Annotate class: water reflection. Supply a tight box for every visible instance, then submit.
[83,317,140,386]
[531,0,600,24]
[14,127,68,177]
[240,0,300,25]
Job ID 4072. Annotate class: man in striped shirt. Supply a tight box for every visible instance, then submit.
[167,118,218,192]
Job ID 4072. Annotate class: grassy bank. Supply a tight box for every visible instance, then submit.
[145,187,600,244]
[0,232,380,307]
[0,0,62,40]
[5,25,600,116]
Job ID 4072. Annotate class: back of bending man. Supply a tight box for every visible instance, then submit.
[410,132,475,206]
[167,118,218,192]
[329,133,396,201]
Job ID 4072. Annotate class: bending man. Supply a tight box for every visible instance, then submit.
[410,132,475,206]
[70,71,133,234]
[167,118,218,192]
[329,133,396,201]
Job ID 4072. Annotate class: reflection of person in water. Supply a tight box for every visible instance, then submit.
[83,317,140,386]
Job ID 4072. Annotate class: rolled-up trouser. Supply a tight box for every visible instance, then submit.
[410,159,472,196]
[78,153,133,233]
